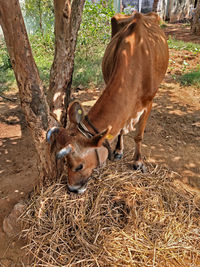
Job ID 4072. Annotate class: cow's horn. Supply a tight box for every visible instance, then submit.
[46,127,60,143]
[56,145,72,159]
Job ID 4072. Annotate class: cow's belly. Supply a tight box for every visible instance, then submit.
[122,109,145,134]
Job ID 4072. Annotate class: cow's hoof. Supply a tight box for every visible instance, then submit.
[133,162,147,173]
[114,152,123,160]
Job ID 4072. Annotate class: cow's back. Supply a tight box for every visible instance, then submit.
[102,12,169,102]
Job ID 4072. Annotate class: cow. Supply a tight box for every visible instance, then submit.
[47,12,169,194]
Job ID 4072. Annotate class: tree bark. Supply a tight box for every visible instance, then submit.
[0,0,59,185]
[152,0,159,12]
[49,0,85,127]
[191,0,200,35]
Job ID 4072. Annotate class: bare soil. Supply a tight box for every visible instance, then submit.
[0,23,200,266]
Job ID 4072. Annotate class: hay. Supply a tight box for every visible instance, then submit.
[21,153,200,266]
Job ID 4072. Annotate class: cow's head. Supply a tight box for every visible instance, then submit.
[47,102,111,194]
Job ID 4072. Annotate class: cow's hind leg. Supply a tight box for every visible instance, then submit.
[133,102,152,173]
[114,130,124,160]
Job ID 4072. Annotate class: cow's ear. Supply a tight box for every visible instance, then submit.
[111,14,134,37]
[145,12,161,25]
[68,101,84,124]
[90,126,112,147]
[111,16,119,37]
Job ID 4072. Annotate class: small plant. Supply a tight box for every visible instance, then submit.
[180,70,200,87]
[160,22,167,29]
[0,41,16,93]
[77,1,114,51]
[181,60,189,73]
[168,37,200,53]
[0,43,12,70]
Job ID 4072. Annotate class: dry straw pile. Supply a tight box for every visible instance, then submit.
[21,153,200,266]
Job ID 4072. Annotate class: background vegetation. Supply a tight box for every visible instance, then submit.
[73,1,114,87]
[0,0,200,95]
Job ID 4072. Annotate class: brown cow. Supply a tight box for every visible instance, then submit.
[47,12,169,194]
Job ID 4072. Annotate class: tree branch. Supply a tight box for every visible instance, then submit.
[49,0,85,126]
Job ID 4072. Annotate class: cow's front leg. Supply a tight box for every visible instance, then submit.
[114,130,124,160]
[133,102,152,173]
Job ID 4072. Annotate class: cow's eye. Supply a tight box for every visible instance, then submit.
[74,164,83,172]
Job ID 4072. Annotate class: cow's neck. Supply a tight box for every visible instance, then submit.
[80,114,114,161]
[86,85,128,141]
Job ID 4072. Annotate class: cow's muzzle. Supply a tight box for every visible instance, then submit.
[67,184,87,194]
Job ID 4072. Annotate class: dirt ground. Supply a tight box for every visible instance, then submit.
[0,23,200,266]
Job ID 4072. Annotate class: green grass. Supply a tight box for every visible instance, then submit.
[0,37,53,93]
[180,70,200,87]
[167,37,200,87]
[29,34,54,86]
[168,37,200,53]
[0,68,16,94]
[0,41,16,93]
[0,37,106,93]
[73,45,105,88]
[1,33,200,95]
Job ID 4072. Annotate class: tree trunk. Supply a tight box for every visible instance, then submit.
[0,0,59,185]
[191,0,200,35]
[152,0,159,12]
[49,0,85,127]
